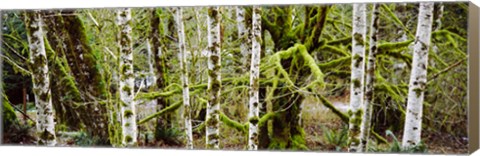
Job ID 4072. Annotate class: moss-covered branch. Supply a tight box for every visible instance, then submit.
[219,112,248,132]
[380,4,415,39]
[138,101,182,124]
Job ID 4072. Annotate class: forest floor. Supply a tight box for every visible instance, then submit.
[9,95,467,154]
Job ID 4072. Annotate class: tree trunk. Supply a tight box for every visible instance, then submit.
[173,7,194,149]
[348,3,367,152]
[24,10,57,146]
[42,10,111,143]
[206,6,222,150]
[247,6,262,151]
[149,9,173,140]
[117,8,137,147]
[359,3,379,152]
[402,2,434,149]
[236,6,252,72]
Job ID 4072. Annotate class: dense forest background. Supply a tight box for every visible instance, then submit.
[1,2,468,154]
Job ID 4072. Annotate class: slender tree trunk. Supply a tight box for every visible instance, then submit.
[431,2,444,58]
[172,7,194,149]
[24,10,57,146]
[117,8,137,147]
[144,39,158,119]
[359,3,379,152]
[236,6,251,71]
[348,3,367,152]
[206,6,222,150]
[247,6,262,151]
[402,2,434,149]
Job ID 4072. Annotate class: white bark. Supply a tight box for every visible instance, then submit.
[25,11,57,146]
[348,3,367,152]
[247,6,261,151]
[236,6,251,69]
[359,4,379,152]
[173,7,194,149]
[206,6,222,150]
[402,2,434,149]
[117,8,137,147]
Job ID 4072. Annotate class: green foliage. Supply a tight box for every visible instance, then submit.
[73,131,103,146]
[321,126,348,151]
[369,130,428,153]
[155,126,183,145]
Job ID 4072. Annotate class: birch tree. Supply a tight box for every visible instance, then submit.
[236,6,251,71]
[172,7,194,149]
[348,3,367,152]
[206,6,222,149]
[402,2,434,149]
[247,6,262,151]
[117,8,137,147]
[431,2,444,57]
[24,10,57,146]
[359,3,379,152]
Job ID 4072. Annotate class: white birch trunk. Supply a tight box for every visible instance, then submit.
[236,6,251,70]
[247,6,262,151]
[359,4,379,152]
[117,8,137,147]
[24,11,57,146]
[206,6,222,149]
[402,2,434,149]
[348,3,367,152]
[173,7,194,149]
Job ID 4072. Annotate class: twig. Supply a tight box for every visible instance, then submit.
[10,104,35,123]
[427,58,466,84]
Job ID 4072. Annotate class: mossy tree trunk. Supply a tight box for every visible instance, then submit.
[149,8,173,140]
[206,6,222,150]
[24,10,57,146]
[401,2,434,149]
[247,6,262,151]
[42,11,84,131]
[42,10,111,143]
[359,3,379,152]
[260,5,329,150]
[116,8,137,147]
[348,3,367,152]
[172,7,194,149]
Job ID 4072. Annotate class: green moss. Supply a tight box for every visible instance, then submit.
[2,96,18,128]
[124,110,133,118]
[219,113,246,133]
[125,135,133,143]
[122,85,131,93]
[249,117,260,125]
[353,79,361,88]
[413,88,423,98]
[138,101,182,124]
